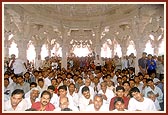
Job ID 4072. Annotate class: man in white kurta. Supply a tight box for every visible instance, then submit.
[98,82,115,105]
[85,94,109,112]
[25,88,40,109]
[79,86,94,111]
[68,83,79,107]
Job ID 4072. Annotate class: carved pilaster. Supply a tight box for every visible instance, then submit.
[15,39,29,62]
[61,26,70,69]
[93,26,102,56]
[134,38,147,74]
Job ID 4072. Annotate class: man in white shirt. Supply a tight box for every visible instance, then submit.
[43,71,51,86]
[34,55,42,70]
[122,56,129,70]
[128,53,136,71]
[128,87,156,111]
[78,78,94,97]
[4,89,28,111]
[112,71,120,86]
[134,76,144,93]
[4,78,13,102]
[98,82,115,105]
[150,72,160,85]
[37,78,48,94]
[56,85,75,108]
[68,83,79,108]
[85,94,109,111]
[79,86,94,111]
[47,85,59,108]
[92,77,101,94]
[25,87,40,109]
[8,54,27,76]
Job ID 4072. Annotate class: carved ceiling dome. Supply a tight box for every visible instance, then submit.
[4,3,164,49]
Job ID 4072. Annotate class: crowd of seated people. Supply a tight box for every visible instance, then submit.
[3,52,164,112]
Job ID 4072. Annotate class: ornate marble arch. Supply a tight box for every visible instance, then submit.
[3,3,165,68]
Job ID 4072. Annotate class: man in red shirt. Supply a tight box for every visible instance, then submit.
[31,90,55,111]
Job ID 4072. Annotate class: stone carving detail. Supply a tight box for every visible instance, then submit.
[4,4,164,60]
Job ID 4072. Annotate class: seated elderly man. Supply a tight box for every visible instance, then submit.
[85,94,109,111]
[54,97,79,111]
[25,87,40,109]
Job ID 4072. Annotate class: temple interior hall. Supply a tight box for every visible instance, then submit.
[2,2,166,112]
[3,3,165,73]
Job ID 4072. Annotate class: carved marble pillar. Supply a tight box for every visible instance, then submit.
[95,44,101,56]
[61,27,69,69]
[4,28,14,57]
[152,39,162,56]
[134,38,146,74]
[111,42,115,58]
[16,39,28,62]
[93,27,101,56]
[47,44,52,57]
[151,32,163,56]
[4,36,11,57]
[121,45,127,57]
[153,45,159,56]
[131,17,147,74]
[118,36,128,57]
[33,36,43,59]
[35,45,42,59]
[62,44,68,69]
